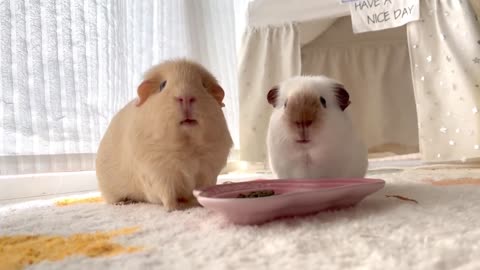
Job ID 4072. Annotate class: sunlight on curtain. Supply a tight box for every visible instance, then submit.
[0,0,243,175]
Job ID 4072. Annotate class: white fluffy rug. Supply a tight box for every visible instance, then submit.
[1,168,480,270]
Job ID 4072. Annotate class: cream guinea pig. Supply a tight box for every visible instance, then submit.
[266,75,368,179]
[96,59,233,211]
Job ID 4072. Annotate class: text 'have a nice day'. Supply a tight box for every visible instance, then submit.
[353,0,416,24]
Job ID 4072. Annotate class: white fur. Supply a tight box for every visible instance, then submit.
[267,75,368,179]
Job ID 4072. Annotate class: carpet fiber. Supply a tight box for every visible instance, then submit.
[1,168,480,270]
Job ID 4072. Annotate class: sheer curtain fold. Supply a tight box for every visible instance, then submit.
[407,0,480,162]
[0,0,242,175]
[238,23,302,163]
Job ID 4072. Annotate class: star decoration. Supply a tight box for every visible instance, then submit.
[474,57,480,64]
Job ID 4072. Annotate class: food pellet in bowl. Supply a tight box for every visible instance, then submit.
[237,190,275,198]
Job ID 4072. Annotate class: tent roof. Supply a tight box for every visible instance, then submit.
[246,0,350,27]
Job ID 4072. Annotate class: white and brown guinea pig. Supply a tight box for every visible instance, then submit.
[96,59,233,211]
[266,75,368,179]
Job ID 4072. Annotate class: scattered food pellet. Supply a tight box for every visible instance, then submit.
[385,195,419,204]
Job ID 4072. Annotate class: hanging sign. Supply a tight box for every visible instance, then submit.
[349,0,420,33]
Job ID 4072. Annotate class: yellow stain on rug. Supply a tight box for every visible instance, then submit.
[55,196,104,207]
[425,178,480,186]
[0,226,141,270]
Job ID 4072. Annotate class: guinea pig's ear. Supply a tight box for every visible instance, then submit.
[210,84,225,107]
[267,87,279,108]
[135,80,156,107]
[334,83,351,111]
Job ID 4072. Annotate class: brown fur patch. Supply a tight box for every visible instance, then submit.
[285,91,323,128]
[267,87,279,107]
[333,84,351,111]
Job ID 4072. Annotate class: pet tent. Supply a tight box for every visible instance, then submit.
[238,0,480,165]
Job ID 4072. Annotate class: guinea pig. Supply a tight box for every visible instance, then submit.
[96,59,233,211]
[266,75,368,179]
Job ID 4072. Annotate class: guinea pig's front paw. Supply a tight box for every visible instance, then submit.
[161,196,180,212]
[181,197,201,209]
[163,197,200,212]
[114,198,139,205]
[164,203,179,212]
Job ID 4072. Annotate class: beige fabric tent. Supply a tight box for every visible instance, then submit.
[238,0,480,167]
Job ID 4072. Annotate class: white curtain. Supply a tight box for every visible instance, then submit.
[407,0,480,162]
[0,0,244,175]
[238,23,301,163]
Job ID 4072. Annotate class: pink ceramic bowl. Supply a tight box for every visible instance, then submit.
[193,178,385,225]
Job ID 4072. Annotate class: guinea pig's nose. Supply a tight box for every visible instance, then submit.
[295,120,313,128]
[176,96,196,104]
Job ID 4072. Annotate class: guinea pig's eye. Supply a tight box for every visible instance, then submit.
[320,96,327,108]
[284,100,288,108]
[159,80,167,91]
